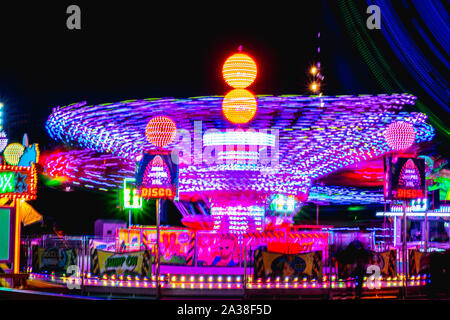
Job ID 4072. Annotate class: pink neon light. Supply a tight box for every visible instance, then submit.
[145,116,177,148]
[384,121,415,151]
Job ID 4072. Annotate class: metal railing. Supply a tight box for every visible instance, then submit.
[17,232,445,299]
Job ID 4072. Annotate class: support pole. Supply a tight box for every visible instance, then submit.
[243,245,247,297]
[424,206,428,253]
[156,198,161,299]
[195,231,199,267]
[424,183,430,252]
[316,203,319,225]
[128,209,132,228]
[393,216,397,247]
[81,235,85,295]
[402,200,407,299]
[383,202,387,250]
[14,200,21,274]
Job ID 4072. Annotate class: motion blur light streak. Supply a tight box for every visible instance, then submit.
[336,1,449,137]
[43,93,434,230]
[203,131,275,147]
[42,46,435,231]
[308,185,384,205]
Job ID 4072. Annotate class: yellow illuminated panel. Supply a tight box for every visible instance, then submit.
[3,143,24,166]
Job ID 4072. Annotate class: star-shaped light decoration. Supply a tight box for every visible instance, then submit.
[15,172,29,193]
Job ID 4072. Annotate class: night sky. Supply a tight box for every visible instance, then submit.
[0,2,446,234]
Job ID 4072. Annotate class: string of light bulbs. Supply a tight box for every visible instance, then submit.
[308,32,323,96]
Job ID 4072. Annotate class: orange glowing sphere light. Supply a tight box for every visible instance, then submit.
[145,116,177,148]
[222,53,257,89]
[310,82,319,92]
[222,89,257,124]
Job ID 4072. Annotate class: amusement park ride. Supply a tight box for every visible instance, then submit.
[17,48,446,297]
[43,48,434,233]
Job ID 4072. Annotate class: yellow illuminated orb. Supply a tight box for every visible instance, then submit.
[222,89,257,124]
[222,53,257,89]
[3,143,25,165]
[310,82,319,92]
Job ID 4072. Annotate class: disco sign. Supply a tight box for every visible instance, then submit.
[384,157,425,200]
[135,152,179,200]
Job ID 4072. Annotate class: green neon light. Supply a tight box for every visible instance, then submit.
[270,194,296,213]
[123,178,142,209]
[0,172,15,193]
[0,208,11,261]
[348,206,365,211]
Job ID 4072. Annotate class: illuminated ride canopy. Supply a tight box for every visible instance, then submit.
[44,94,434,231]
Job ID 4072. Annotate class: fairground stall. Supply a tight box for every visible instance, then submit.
[0,127,42,288]
[23,50,448,298]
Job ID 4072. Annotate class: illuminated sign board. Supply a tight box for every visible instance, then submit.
[384,157,425,200]
[270,194,296,213]
[410,198,427,211]
[0,165,37,200]
[135,152,179,200]
[141,187,173,198]
[0,207,15,263]
[122,178,142,209]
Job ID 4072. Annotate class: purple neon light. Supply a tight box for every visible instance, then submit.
[44,94,434,206]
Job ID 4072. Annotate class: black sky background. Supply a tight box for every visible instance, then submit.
[0,1,446,234]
